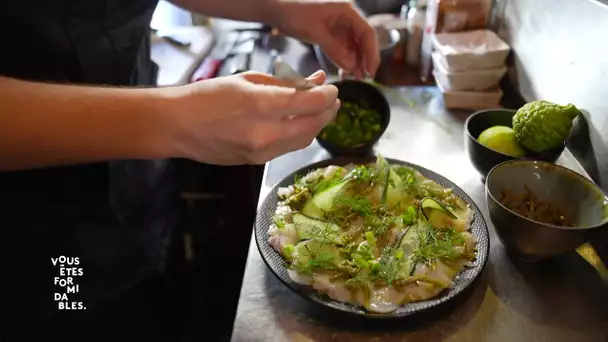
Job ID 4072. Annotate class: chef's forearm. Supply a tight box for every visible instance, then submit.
[169,0,283,27]
[0,76,178,171]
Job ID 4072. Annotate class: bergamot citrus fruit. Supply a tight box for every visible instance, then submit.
[512,100,579,153]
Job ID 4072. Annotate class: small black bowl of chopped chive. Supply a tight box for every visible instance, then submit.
[317,80,390,156]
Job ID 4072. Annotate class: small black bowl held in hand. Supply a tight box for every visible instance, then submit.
[317,80,390,157]
[464,109,565,182]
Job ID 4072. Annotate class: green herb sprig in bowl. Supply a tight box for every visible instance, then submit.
[318,101,382,148]
[316,80,391,156]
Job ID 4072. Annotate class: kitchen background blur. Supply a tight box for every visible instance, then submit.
[150,0,607,340]
[152,0,607,167]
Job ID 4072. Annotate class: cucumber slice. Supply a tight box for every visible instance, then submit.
[420,197,458,229]
[395,225,418,277]
[386,168,406,207]
[375,156,405,208]
[294,239,341,259]
[292,213,344,245]
[301,179,350,219]
[398,225,419,248]
[375,156,391,204]
[420,197,457,217]
[292,239,344,273]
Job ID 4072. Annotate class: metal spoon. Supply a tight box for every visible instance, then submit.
[270,50,316,90]
[576,242,608,283]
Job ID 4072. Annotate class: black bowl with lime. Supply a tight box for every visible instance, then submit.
[317,80,390,156]
[465,102,579,182]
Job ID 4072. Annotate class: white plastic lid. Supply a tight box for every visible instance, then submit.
[432,29,511,56]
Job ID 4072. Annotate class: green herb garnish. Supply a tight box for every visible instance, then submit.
[292,245,338,275]
[412,223,465,266]
[333,194,374,217]
[284,188,311,209]
[366,211,394,237]
[295,169,346,196]
[304,222,341,242]
[312,176,344,196]
[394,166,416,193]
[282,244,295,259]
[350,165,379,183]
[345,274,372,287]
[277,156,478,312]
[365,231,377,246]
[273,215,286,229]
[398,206,417,226]
[356,242,374,260]
[375,246,402,285]
[330,192,396,237]
[318,101,382,147]
[352,253,369,268]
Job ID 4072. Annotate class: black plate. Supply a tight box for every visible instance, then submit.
[254,156,490,318]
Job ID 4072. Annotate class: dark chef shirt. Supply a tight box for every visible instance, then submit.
[0,0,180,332]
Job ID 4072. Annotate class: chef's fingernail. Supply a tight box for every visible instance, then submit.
[309,70,324,78]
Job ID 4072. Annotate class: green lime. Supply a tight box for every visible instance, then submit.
[478,126,527,157]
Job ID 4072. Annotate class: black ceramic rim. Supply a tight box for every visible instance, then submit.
[464,108,515,138]
[485,159,608,230]
[463,108,566,161]
[463,108,518,159]
[254,156,491,318]
[317,80,391,151]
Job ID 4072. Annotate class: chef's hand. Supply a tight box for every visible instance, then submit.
[169,70,338,165]
[273,0,380,79]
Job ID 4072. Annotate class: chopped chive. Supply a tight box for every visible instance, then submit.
[365,231,377,246]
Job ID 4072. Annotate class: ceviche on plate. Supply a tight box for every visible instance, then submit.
[267,156,479,313]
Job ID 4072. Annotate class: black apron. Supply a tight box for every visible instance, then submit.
[0,0,180,334]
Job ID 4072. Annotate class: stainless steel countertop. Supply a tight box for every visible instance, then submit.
[230,40,608,342]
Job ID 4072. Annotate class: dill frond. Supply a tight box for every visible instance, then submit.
[411,223,466,266]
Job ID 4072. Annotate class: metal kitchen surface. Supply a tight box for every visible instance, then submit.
[230,86,608,342]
